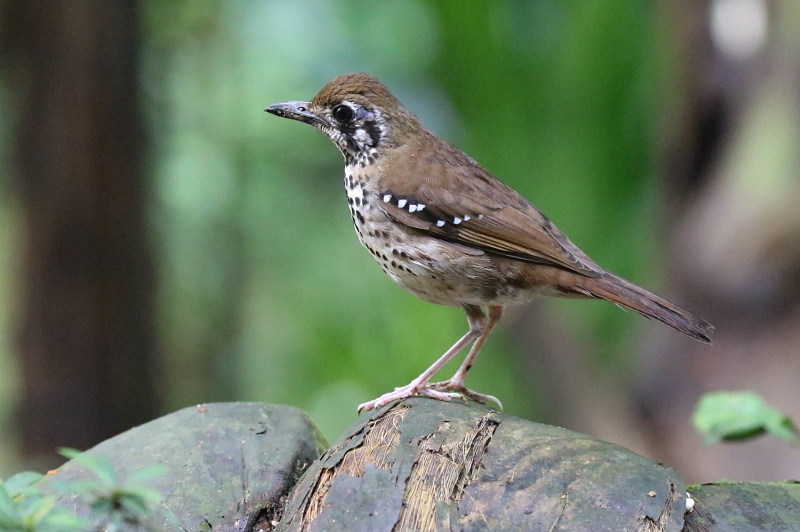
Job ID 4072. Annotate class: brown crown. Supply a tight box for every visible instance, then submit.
[312,72,401,109]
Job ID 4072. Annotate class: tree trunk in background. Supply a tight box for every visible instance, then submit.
[4,1,158,460]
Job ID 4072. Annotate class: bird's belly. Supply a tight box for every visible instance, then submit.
[378,236,562,307]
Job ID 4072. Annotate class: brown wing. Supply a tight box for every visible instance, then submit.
[376,136,602,278]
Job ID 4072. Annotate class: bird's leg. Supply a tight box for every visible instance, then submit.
[357,305,488,413]
[430,306,504,408]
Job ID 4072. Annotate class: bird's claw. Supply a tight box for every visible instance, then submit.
[429,380,503,410]
[357,383,462,413]
[357,380,502,413]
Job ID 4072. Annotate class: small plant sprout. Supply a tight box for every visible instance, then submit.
[57,448,166,532]
[0,471,86,532]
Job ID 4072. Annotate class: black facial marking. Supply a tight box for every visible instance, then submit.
[363,120,381,148]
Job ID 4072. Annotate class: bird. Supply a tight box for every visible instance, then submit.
[266,72,712,413]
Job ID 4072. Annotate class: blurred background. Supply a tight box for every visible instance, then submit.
[0,0,798,484]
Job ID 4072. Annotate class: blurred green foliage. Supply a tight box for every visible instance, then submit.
[693,391,799,447]
[0,449,167,532]
[0,470,85,532]
[0,0,673,456]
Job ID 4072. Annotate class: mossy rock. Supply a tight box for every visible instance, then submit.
[683,481,800,532]
[36,399,800,531]
[37,402,326,531]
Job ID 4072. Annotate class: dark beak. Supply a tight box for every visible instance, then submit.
[265,101,325,127]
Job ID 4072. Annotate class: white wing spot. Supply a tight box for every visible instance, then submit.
[408,204,417,213]
[417,204,425,211]
[453,217,462,225]
[463,215,470,221]
[436,220,445,227]
[383,194,391,203]
[398,199,407,209]
[477,214,485,220]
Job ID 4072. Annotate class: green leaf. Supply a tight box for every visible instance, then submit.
[56,448,82,461]
[27,496,56,525]
[123,486,163,505]
[90,497,114,516]
[40,509,90,532]
[118,493,149,516]
[693,391,799,446]
[58,448,117,486]
[4,472,44,497]
[0,513,23,531]
[0,505,22,531]
[0,485,20,522]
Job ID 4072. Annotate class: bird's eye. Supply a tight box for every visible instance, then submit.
[332,104,354,123]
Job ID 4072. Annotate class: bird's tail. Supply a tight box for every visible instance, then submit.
[574,273,713,343]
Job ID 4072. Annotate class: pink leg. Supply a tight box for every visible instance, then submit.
[430,306,504,408]
[357,306,490,413]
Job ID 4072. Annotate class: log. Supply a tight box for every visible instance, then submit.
[277,397,687,532]
[36,399,800,531]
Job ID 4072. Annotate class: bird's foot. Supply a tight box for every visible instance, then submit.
[357,382,462,413]
[429,380,503,410]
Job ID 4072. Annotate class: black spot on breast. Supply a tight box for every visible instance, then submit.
[356,211,365,224]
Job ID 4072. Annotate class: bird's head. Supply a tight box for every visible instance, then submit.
[266,73,421,164]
